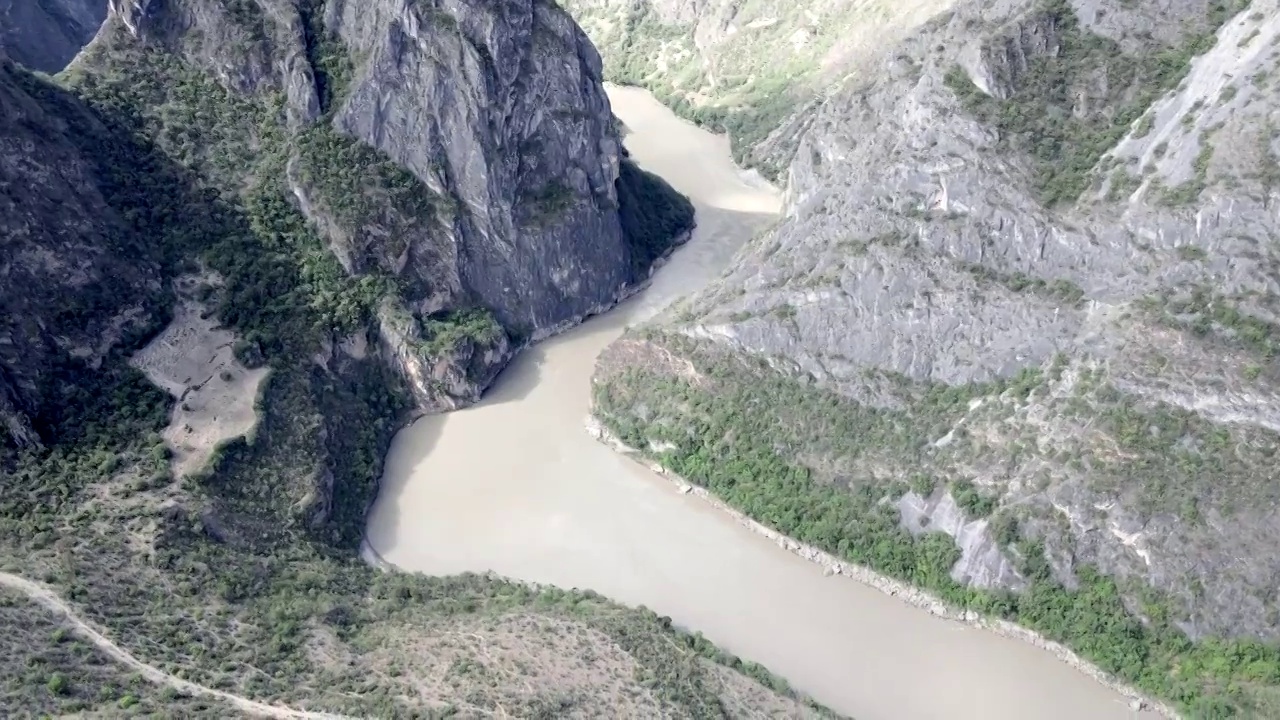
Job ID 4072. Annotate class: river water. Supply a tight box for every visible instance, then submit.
[365,86,1152,720]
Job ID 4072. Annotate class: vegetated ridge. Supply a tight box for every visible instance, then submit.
[0,0,827,716]
[577,0,1280,715]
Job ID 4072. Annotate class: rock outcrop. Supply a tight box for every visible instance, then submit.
[92,0,669,339]
[328,0,640,336]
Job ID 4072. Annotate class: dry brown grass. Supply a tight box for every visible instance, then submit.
[594,337,709,388]
[0,586,236,718]
[130,272,269,479]
[702,661,826,719]
[348,613,674,717]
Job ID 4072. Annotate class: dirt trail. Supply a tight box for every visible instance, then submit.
[0,571,357,720]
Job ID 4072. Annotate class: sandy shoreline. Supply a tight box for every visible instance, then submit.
[583,415,1178,719]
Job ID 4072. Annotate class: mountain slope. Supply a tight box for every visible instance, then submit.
[584,0,1280,714]
[0,57,169,452]
[0,0,822,717]
[0,0,105,72]
[563,0,959,178]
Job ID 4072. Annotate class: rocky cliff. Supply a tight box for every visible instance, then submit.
[563,0,959,177]
[326,0,638,336]
[0,0,700,536]
[0,0,105,72]
[585,0,1280,713]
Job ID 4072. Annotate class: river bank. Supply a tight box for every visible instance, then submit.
[583,415,1175,719]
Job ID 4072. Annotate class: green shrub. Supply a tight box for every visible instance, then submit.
[944,0,1238,206]
[951,479,997,518]
[418,308,506,357]
[521,180,575,224]
[294,123,447,260]
[616,159,695,275]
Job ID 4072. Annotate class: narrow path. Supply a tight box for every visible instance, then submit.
[0,572,356,720]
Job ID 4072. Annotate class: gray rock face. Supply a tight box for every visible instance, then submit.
[898,490,1026,590]
[329,0,634,336]
[593,0,1280,640]
[0,0,106,72]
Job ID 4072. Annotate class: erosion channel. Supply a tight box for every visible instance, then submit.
[364,86,1155,720]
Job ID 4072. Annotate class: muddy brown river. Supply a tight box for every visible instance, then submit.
[365,86,1154,720]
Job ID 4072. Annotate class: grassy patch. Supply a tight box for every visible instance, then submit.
[959,262,1086,305]
[1158,135,1214,206]
[521,180,576,224]
[1142,287,1280,359]
[1106,168,1143,201]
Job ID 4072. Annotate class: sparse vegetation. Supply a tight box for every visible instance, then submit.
[959,262,1086,305]
[522,179,576,223]
[616,159,695,274]
[1143,287,1280,359]
[1106,168,1143,201]
[595,332,1280,716]
[0,588,233,717]
[1251,124,1280,194]
[1177,245,1208,261]
[1158,134,1215,206]
[944,0,1243,206]
[1133,113,1156,138]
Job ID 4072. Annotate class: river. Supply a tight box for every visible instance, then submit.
[364,86,1154,720]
